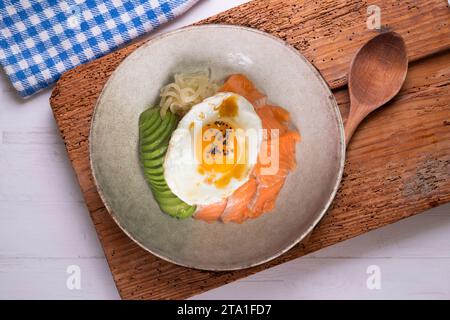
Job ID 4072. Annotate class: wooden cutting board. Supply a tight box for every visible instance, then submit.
[49,0,450,299]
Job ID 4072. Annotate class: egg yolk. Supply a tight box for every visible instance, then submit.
[196,119,247,189]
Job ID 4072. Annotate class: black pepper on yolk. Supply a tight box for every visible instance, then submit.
[195,95,247,188]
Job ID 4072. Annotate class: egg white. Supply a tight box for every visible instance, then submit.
[163,92,263,206]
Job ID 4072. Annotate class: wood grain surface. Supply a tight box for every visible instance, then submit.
[49,0,450,299]
[200,0,450,89]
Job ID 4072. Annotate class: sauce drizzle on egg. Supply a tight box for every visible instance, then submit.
[217,95,239,118]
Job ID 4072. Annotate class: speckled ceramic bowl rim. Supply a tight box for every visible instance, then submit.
[89,24,346,271]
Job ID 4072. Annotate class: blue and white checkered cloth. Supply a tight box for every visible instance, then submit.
[0,0,198,98]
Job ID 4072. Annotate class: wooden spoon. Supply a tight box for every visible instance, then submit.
[345,31,408,145]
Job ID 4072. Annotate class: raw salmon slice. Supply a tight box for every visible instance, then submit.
[249,178,286,218]
[194,199,227,223]
[249,130,299,219]
[221,178,257,223]
[270,105,291,122]
[219,74,267,107]
[255,105,289,135]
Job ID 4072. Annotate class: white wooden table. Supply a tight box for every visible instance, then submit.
[0,0,449,300]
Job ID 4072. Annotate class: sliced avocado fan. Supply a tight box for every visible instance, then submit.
[139,107,196,219]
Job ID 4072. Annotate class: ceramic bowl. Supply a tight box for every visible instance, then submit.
[90,25,345,270]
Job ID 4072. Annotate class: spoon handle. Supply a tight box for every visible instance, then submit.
[344,100,368,146]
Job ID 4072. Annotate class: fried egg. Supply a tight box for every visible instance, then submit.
[164,92,263,206]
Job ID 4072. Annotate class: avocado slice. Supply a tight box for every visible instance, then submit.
[150,184,172,194]
[139,108,162,133]
[159,202,197,219]
[140,111,173,145]
[157,196,185,206]
[152,188,178,199]
[142,155,165,169]
[140,144,168,160]
[139,107,159,128]
[147,177,168,188]
[144,168,165,180]
[147,115,178,150]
